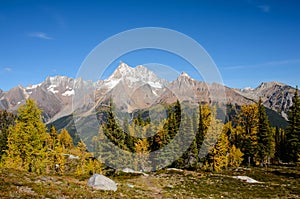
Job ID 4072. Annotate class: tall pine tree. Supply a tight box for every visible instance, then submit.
[4,99,48,174]
[196,104,211,159]
[0,110,15,158]
[237,104,258,166]
[286,87,300,162]
[256,99,274,166]
[274,127,286,162]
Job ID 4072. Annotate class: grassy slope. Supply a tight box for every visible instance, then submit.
[0,166,299,198]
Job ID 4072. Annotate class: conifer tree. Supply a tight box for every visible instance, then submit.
[58,128,74,150]
[4,99,48,173]
[286,86,300,162]
[228,145,244,168]
[97,99,132,168]
[173,114,197,169]
[257,99,274,166]
[211,130,229,172]
[45,125,67,174]
[274,127,286,162]
[75,140,89,175]
[123,116,135,152]
[135,138,150,171]
[149,120,166,169]
[196,104,211,159]
[48,125,58,150]
[184,116,198,169]
[0,110,15,158]
[174,100,181,131]
[103,99,127,150]
[237,104,258,166]
[203,107,225,171]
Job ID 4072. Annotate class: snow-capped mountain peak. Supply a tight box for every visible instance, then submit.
[107,62,133,81]
[105,62,166,89]
[180,71,191,78]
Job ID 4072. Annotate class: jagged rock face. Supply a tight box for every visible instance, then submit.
[0,76,95,122]
[158,73,252,106]
[0,86,27,110]
[235,82,296,119]
[94,63,168,113]
[0,63,296,122]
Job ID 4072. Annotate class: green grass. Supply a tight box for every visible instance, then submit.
[0,166,299,198]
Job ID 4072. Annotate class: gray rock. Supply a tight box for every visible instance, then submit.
[87,174,117,191]
[122,168,149,176]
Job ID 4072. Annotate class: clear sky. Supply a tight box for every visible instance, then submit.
[0,0,300,91]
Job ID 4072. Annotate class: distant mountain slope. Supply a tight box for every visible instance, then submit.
[0,62,296,129]
[234,82,296,119]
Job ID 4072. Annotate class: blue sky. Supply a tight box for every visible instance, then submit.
[0,0,300,91]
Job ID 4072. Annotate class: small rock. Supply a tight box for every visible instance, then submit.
[127,183,134,188]
[87,174,117,191]
[122,168,149,176]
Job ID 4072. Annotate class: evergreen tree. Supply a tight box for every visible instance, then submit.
[133,113,144,126]
[237,104,258,166]
[103,99,127,150]
[0,110,15,158]
[134,138,150,171]
[45,125,67,174]
[185,116,198,169]
[75,140,89,175]
[123,116,135,152]
[196,104,211,159]
[4,99,48,174]
[97,99,132,168]
[228,145,243,168]
[274,127,286,162]
[286,87,300,162]
[174,100,181,132]
[256,99,274,166]
[173,114,197,169]
[151,121,168,151]
[202,108,224,171]
[48,125,58,150]
[58,128,74,150]
[211,130,229,172]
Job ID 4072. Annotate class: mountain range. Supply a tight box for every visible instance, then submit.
[0,62,295,128]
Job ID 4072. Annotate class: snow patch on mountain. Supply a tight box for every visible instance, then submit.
[62,89,74,96]
[241,87,254,92]
[148,81,162,89]
[103,79,121,89]
[27,83,42,90]
[47,85,58,94]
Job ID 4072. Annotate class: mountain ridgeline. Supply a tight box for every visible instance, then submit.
[0,62,294,131]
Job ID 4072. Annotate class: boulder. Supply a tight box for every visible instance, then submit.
[87,174,117,191]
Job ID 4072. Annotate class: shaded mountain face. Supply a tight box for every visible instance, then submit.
[235,82,296,119]
[0,63,296,123]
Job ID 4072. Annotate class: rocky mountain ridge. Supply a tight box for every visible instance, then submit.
[0,63,296,122]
